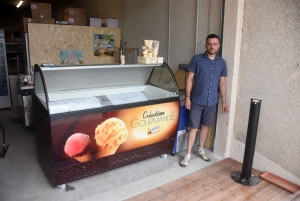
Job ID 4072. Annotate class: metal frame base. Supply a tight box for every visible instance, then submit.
[231,171,260,186]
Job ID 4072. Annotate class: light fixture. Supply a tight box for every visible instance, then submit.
[16,0,24,8]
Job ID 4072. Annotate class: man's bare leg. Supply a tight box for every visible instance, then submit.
[198,125,208,148]
[180,128,198,167]
[186,128,198,154]
[196,125,211,161]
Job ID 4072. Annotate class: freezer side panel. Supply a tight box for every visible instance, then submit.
[33,95,55,186]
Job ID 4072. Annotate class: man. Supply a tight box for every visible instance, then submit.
[180,34,229,167]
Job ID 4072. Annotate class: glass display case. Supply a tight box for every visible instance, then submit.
[33,62,180,187]
[5,42,24,75]
[0,30,12,109]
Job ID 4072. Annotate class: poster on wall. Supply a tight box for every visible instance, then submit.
[51,101,179,164]
[94,34,114,57]
[60,50,83,65]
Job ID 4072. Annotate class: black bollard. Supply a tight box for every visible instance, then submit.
[231,99,262,186]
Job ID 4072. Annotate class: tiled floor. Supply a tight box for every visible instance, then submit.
[0,107,222,201]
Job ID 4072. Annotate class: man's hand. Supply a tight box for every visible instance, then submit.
[185,97,191,110]
[222,102,229,113]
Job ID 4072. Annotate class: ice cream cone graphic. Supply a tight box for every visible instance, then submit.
[64,133,93,162]
[95,117,128,157]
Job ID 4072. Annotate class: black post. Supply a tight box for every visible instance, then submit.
[232,99,262,186]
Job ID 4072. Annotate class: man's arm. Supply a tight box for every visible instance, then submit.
[219,76,229,113]
[185,72,194,110]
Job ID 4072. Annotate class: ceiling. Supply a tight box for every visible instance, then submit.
[0,0,74,10]
[0,0,59,7]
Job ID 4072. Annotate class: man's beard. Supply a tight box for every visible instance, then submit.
[207,49,217,56]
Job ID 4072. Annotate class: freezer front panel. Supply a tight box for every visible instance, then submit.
[51,101,179,165]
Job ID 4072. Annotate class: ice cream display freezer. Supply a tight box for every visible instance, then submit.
[33,63,180,187]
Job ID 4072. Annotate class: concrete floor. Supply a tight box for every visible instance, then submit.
[0,107,222,201]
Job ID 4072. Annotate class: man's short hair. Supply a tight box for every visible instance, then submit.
[206,34,220,42]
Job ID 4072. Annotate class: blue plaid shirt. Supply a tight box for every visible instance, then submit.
[188,53,228,106]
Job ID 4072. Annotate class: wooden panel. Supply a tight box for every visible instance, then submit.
[175,163,241,201]
[245,184,282,201]
[145,158,235,198]
[124,192,152,201]
[232,180,270,200]
[260,172,300,194]
[181,173,238,200]
[153,162,241,201]
[268,190,295,201]
[201,180,245,201]
[125,158,295,201]
[204,123,215,149]
[28,23,121,66]
[222,195,244,201]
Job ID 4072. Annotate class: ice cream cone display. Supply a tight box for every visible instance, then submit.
[152,41,160,57]
[138,40,163,63]
[72,145,95,162]
[95,117,129,157]
[97,145,119,157]
[64,133,92,162]
[142,39,155,57]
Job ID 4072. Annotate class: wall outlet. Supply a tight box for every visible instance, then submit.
[179,64,189,69]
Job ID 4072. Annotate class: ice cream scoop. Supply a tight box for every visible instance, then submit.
[95,117,128,157]
[64,133,90,157]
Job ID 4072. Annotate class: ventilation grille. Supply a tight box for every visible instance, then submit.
[53,138,175,186]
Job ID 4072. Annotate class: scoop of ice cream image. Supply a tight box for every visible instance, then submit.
[95,117,128,157]
[64,133,91,162]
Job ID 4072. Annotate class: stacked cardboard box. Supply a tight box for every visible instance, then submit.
[31,3,52,18]
[23,2,55,32]
[89,18,102,27]
[64,8,86,26]
[138,56,164,64]
[36,18,55,25]
[102,18,118,28]
[23,18,36,33]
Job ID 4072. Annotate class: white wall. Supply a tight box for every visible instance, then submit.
[123,0,169,64]
[218,0,300,185]
[123,0,222,70]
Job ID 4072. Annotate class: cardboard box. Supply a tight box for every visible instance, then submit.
[157,57,164,63]
[23,18,36,33]
[138,56,157,64]
[36,18,55,25]
[64,8,86,26]
[89,18,102,27]
[31,3,52,18]
[138,56,164,64]
[102,18,118,28]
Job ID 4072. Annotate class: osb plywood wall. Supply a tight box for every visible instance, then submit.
[28,23,121,66]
